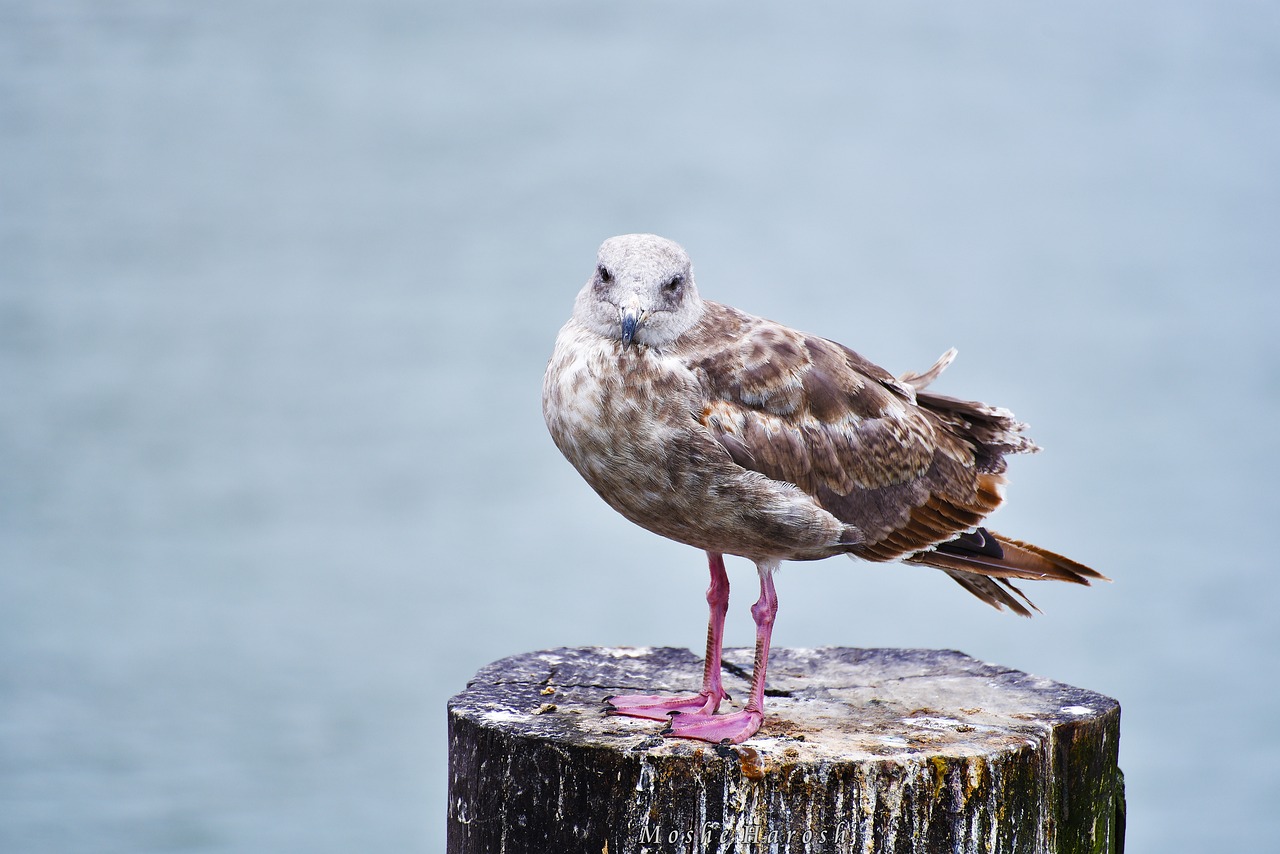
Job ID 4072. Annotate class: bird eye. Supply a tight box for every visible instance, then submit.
[598,265,613,284]
[663,275,684,295]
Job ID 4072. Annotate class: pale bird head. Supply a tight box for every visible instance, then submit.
[573,234,706,349]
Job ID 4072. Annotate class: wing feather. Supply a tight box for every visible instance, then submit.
[691,314,1007,555]
[684,303,1100,611]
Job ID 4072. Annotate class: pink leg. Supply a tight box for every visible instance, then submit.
[605,553,732,720]
[663,560,779,744]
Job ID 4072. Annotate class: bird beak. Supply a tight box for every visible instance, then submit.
[620,311,639,347]
[620,300,645,347]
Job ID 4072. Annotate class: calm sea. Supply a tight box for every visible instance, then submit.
[2,2,1277,851]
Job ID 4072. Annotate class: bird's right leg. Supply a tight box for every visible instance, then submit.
[604,552,731,720]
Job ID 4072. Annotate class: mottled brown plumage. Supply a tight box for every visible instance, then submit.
[542,234,1103,743]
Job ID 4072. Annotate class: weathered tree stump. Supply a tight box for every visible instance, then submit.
[447,646,1123,854]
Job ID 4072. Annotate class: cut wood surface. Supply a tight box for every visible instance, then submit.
[447,646,1124,854]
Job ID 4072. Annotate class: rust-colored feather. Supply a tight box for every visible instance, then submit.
[915,532,1108,583]
[909,530,1107,612]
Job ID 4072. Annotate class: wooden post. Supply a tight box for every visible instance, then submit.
[447,646,1124,854]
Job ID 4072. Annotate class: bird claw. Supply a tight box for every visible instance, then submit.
[604,691,724,721]
[661,709,764,744]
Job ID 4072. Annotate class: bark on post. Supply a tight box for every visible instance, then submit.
[447,646,1124,854]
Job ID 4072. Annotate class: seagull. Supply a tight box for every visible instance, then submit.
[542,233,1104,744]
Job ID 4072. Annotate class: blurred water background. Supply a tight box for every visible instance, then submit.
[2,1,1277,851]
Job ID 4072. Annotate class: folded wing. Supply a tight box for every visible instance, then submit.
[687,307,1103,612]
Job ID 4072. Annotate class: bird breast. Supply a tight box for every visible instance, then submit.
[543,323,697,502]
[542,321,849,561]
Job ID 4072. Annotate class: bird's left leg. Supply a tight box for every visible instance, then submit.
[662,560,778,744]
[604,552,731,720]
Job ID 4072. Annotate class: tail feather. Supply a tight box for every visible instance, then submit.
[990,533,1108,583]
[942,570,1039,617]
[908,527,1107,614]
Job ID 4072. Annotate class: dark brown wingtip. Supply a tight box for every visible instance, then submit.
[921,527,1105,586]
[989,532,1109,584]
[910,527,1105,615]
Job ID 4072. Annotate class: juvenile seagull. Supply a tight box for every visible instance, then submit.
[542,233,1104,745]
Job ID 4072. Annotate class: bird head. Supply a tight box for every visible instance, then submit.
[573,234,705,349]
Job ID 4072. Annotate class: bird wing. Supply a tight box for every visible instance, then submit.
[683,305,1085,588]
